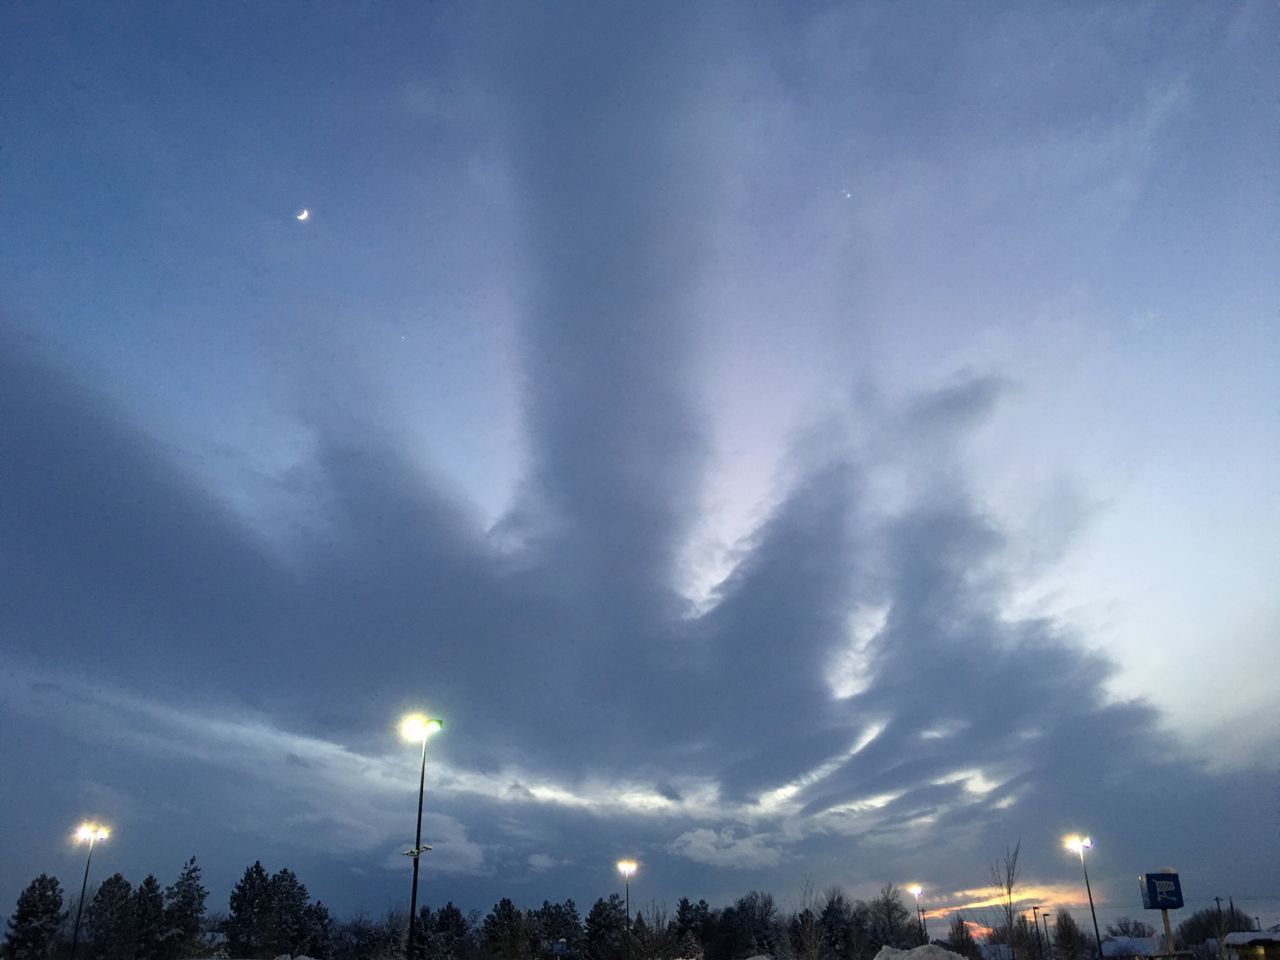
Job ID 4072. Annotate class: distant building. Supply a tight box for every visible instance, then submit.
[1222,927,1280,960]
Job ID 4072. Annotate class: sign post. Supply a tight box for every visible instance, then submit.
[1140,872,1184,956]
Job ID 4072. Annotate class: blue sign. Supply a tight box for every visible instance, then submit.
[1140,873,1184,910]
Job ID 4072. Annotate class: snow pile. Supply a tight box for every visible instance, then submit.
[873,944,968,960]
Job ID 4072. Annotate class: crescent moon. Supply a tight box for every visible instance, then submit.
[296,209,310,221]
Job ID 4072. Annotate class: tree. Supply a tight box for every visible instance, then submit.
[948,916,983,960]
[1053,912,1094,960]
[301,901,336,960]
[820,889,853,960]
[436,902,476,960]
[1177,906,1255,949]
[162,857,207,959]
[226,861,272,958]
[734,891,781,957]
[484,898,532,960]
[867,885,911,949]
[988,841,1022,960]
[264,867,312,957]
[585,895,627,960]
[533,899,585,960]
[5,874,66,960]
[133,875,165,960]
[86,873,134,960]
[334,911,404,960]
[1106,918,1155,940]
[674,898,711,959]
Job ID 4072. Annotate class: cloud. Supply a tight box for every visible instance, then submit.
[668,828,783,869]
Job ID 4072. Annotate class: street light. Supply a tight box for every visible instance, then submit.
[70,822,109,960]
[907,885,928,944]
[1042,912,1054,960]
[1030,906,1045,960]
[401,714,443,959]
[616,859,637,923]
[1064,836,1103,960]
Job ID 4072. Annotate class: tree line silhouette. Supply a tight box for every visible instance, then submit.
[3,858,1259,960]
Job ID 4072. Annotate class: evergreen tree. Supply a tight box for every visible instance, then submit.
[673,899,709,960]
[301,901,336,960]
[820,891,853,960]
[86,873,134,960]
[435,901,475,960]
[5,874,66,960]
[534,900,585,960]
[133,876,166,960]
[264,867,311,956]
[162,857,207,959]
[483,898,531,960]
[947,916,983,960]
[736,891,780,957]
[585,896,627,960]
[226,861,272,958]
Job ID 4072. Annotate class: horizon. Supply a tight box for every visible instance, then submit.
[2,0,1277,935]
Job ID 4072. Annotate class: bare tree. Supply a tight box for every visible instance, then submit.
[783,881,824,960]
[988,840,1022,960]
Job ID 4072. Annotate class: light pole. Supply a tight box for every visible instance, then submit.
[70,822,109,960]
[401,714,443,959]
[1042,913,1054,960]
[1031,906,1045,960]
[908,885,928,944]
[1065,836,1103,960]
[616,859,637,924]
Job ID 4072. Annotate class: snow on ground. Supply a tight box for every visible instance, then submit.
[873,944,968,960]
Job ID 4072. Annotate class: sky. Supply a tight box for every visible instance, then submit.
[2,0,1278,932]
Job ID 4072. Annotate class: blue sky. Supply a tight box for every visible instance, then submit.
[2,0,1278,929]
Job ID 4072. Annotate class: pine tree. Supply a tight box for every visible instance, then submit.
[483,899,531,960]
[435,901,474,960]
[5,874,66,960]
[265,867,311,957]
[162,857,207,959]
[226,861,272,958]
[585,896,627,960]
[133,876,165,960]
[301,901,336,960]
[86,873,134,960]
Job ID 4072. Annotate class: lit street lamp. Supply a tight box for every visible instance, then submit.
[401,714,443,959]
[616,859,637,923]
[70,822,109,960]
[1064,836,1103,960]
[907,885,928,944]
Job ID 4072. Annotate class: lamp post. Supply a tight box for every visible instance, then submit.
[908,885,928,944]
[1064,836,1103,960]
[616,859,637,923]
[1042,913,1054,960]
[401,714,443,959]
[1031,906,1045,960]
[70,822,109,960]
